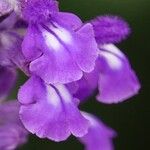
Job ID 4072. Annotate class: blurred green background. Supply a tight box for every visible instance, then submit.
[16,0,150,149]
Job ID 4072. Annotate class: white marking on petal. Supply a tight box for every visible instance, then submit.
[46,85,61,107]
[51,24,72,44]
[101,44,124,58]
[54,84,72,104]
[101,51,122,70]
[42,30,60,51]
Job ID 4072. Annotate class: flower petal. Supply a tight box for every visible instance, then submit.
[18,76,89,141]
[97,44,141,103]
[67,64,99,101]
[73,23,98,72]
[30,52,83,84]
[55,12,82,30]
[26,24,83,83]
[79,112,116,150]
[55,84,89,137]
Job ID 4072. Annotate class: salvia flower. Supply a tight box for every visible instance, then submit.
[21,0,98,84]
[97,44,140,103]
[0,0,141,150]
[18,76,89,141]
[68,16,140,103]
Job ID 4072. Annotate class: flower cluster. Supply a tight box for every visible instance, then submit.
[0,0,140,150]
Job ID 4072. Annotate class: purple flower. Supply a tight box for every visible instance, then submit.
[67,16,140,103]
[91,15,131,44]
[69,43,140,103]
[79,112,116,150]
[18,76,89,141]
[0,100,28,150]
[97,44,140,103]
[21,0,98,84]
